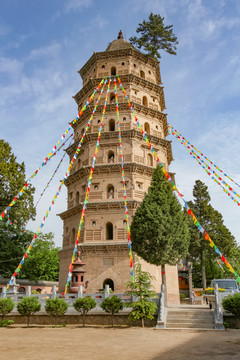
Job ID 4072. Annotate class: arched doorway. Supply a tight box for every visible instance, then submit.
[106,222,113,240]
[142,96,148,107]
[111,67,116,76]
[103,278,114,291]
[109,119,115,131]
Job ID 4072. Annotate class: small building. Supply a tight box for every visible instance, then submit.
[0,278,58,294]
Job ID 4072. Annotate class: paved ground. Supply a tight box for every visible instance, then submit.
[0,327,239,360]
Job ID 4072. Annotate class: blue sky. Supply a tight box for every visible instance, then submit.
[1,0,240,248]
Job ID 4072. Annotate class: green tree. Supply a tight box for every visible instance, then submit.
[45,298,68,325]
[20,232,60,281]
[74,297,96,327]
[0,139,36,228]
[126,263,157,328]
[131,165,190,279]
[187,180,237,289]
[129,13,178,59]
[17,297,41,327]
[0,231,59,280]
[100,296,124,327]
[222,293,240,328]
[0,298,15,321]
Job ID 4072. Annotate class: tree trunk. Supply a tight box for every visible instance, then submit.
[83,314,85,327]
[201,250,207,290]
[111,314,114,328]
[27,316,30,328]
[141,317,144,328]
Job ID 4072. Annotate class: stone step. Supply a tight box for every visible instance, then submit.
[167,314,214,320]
[166,322,214,329]
[168,310,213,316]
[167,319,213,325]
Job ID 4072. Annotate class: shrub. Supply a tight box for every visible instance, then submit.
[17,297,41,327]
[0,319,14,327]
[100,296,124,327]
[222,293,240,328]
[45,298,68,325]
[180,293,186,300]
[74,297,96,327]
[125,263,157,327]
[0,298,15,321]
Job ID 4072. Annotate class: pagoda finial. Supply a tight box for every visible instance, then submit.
[118,30,124,39]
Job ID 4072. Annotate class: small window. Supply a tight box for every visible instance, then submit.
[69,192,73,199]
[94,68,96,72]
[134,64,136,68]
[148,70,151,75]
[140,70,145,79]
[75,191,80,205]
[94,185,98,190]
[148,154,153,166]
[81,276,84,282]
[19,287,25,293]
[123,117,126,121]
[137,182,143,189]
[92,221,96,226]
[36,288,42,293]
[156,125,158,130]
[123,220,127,224]
[74,276,78,282]
[102,65,105,69]
[122,62,125,66]
[135,91,137,95]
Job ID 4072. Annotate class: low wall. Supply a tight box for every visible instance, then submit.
[4,313,157,327]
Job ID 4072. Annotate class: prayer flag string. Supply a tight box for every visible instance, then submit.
[35,134,74,208]
[117,76,240,285]
[64,78,111,294]
[169,125,240,205]
[114,76,134,282]
[4,79,107,293]
[0,79,104,222]
[168,124,240,189]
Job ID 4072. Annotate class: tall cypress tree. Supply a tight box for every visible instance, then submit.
[131,165,190,270]
[187,180,237,289]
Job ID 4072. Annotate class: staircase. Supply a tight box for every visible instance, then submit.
[166,305,215,330]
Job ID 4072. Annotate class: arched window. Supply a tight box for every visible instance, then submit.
[81,128,84,136]
[18,287,25,293]
[106,222,113,240]
[142,96,148,107]
[144,122,150,134]
[140,70,145,79]
[75,191,80,205]
[103,278,114,291]
[110,92,115,103]
[147,154,153,166]
[36,288,42,294]
[108,151,114,163]
[107,184,114,199]
[109,119,115,131]
[71,228,76,244]
[111,67,116,75]
[77,159,81,170]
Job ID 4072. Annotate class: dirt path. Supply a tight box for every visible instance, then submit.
[0,327,239,360]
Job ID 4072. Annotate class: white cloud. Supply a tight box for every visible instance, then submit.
[64,0,93,13]
[28,42,62,60]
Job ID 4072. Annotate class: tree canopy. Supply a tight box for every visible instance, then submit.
[0,139,36,229]
[130,165,190,266]
[187,180,238,288]
[129,13,178,59]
